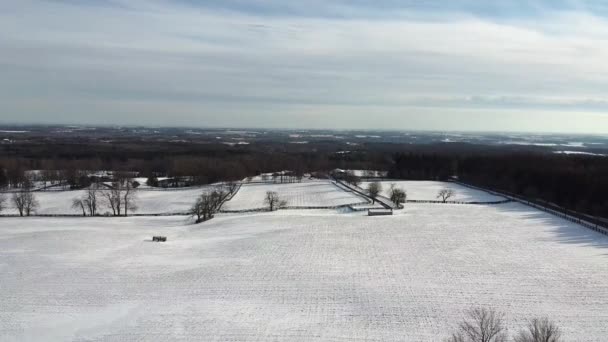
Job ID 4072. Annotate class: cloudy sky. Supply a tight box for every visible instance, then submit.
[2,0,608,133]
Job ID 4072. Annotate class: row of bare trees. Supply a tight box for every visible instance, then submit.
[13,189,39,216]
[72,182,138,217]
[0,179,139,217]
[72,188,99,216]
[447,308,562,342]
[189,184,288,224]
[367,182,408,207]
[1,179,241,219]
[0,181,40,217]
[190,190,227,223]
[189,181,239,223]
[367,182,455,205]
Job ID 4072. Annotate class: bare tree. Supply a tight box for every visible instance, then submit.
[446,308,507,342]
[12,187,39,217]
[514,318,562,342]
[102,179,137,217]
[389,184,407,206]
[437,189,455,203]
[103,186,122,216]
[122,180,137,216]
[72,198,87,216]
[72,188,99,216]
[84,188,98,216]
[265,191,286,211]
[190,189,226,223]
[367,182,383,203]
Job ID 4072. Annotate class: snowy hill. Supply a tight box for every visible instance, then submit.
[2,203,608,340]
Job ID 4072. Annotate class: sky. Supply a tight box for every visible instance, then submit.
[1,0,608,133]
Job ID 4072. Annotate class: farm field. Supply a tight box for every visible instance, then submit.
[1,187,211,216]
[1,203,608,341]
[361,180,506,202]
[0,179,367,216]
[222,180,367,211]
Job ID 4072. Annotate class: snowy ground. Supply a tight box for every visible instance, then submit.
[0,180,366,215]
[2,203,608,341]
[222,180,367,211]
[1,187,211,215]
[361,180,506,202]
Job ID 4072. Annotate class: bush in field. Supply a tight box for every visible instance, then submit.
[367,182,382,203]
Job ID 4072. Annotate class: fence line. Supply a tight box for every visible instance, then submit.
[0,213,191,218]
[333,178,512,208]
[332,179,393,210]
[219,201,370,214]
[451,180,608,236]
[405,199,512,205]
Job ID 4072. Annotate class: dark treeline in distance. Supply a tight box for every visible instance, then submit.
[1,136,607,219]
[0,138,388,188]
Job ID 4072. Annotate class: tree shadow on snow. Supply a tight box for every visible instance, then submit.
[493,202,608,254]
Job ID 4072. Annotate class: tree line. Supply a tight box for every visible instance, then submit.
[3,145,607,219]
[0,179,139,217]
[0,150,382,190]
[0,178,289,220]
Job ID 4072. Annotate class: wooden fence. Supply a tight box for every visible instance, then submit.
[451,180,608,237]
[219,201,371,214]
[405,199,512,205]
[333,179,393,210]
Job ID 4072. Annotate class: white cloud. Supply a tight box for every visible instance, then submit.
[1,0,608,132]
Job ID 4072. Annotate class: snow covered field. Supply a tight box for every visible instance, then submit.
[0,179,366,215]
[1,187,210,215]
[2,203,608,341]
[222,180,367,211]
[361,180,506,202]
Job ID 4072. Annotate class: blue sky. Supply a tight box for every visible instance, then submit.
[1,0,608,132]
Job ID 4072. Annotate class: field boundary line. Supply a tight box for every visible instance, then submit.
[451,180,608,236]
